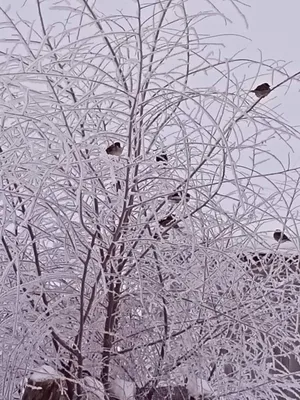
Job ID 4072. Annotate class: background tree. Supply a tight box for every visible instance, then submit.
[1,1,300,399]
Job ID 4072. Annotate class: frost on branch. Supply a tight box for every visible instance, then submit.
[110,378,136,400]
[1,0,300,400]
[21,365,67,400]
[83,376,106,400]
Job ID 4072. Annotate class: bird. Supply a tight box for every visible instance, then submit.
[273,229,291,243]
[159,215,179,229]
[106,142,123,156]
[167,191,190,203]
[250,83,271,98]
[156,153,168,165]
[116,180,121,192]
[153,231,169,240]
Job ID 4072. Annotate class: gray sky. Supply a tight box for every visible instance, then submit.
[236,0,300,126]
[1,0,300,247]
[2,0,299,122]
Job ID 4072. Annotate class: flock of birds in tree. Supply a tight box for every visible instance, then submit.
[105,139,189,238]
[249,84,292,244]
[105,83,291,244]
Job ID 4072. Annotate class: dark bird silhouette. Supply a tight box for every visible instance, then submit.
[159,215,179,229]
[250,83,271,98]
[168,191,190,203]
[273,229,291,243]
[106,142,123,156]
[156,153,168,165]
[116,180,121,191]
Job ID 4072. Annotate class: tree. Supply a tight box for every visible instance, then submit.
[1,0,300,399]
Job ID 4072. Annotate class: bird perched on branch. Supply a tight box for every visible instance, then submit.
[153,231,169,240]
[273,229,291,243]
[159,215,180,229]
[168,191,190,203]
[250,83,271,98]
[116,180,121,192]
[156,153,168,165]
[106,142,123,156]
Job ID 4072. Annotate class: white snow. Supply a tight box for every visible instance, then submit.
[110,378,136,400]
[186,377,212,398]
[29,365,63,382]
[83,376,106,400]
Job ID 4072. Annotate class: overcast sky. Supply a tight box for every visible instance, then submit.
[1,0,300,247]
[2,0,299,120]
[2,0,299,124]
